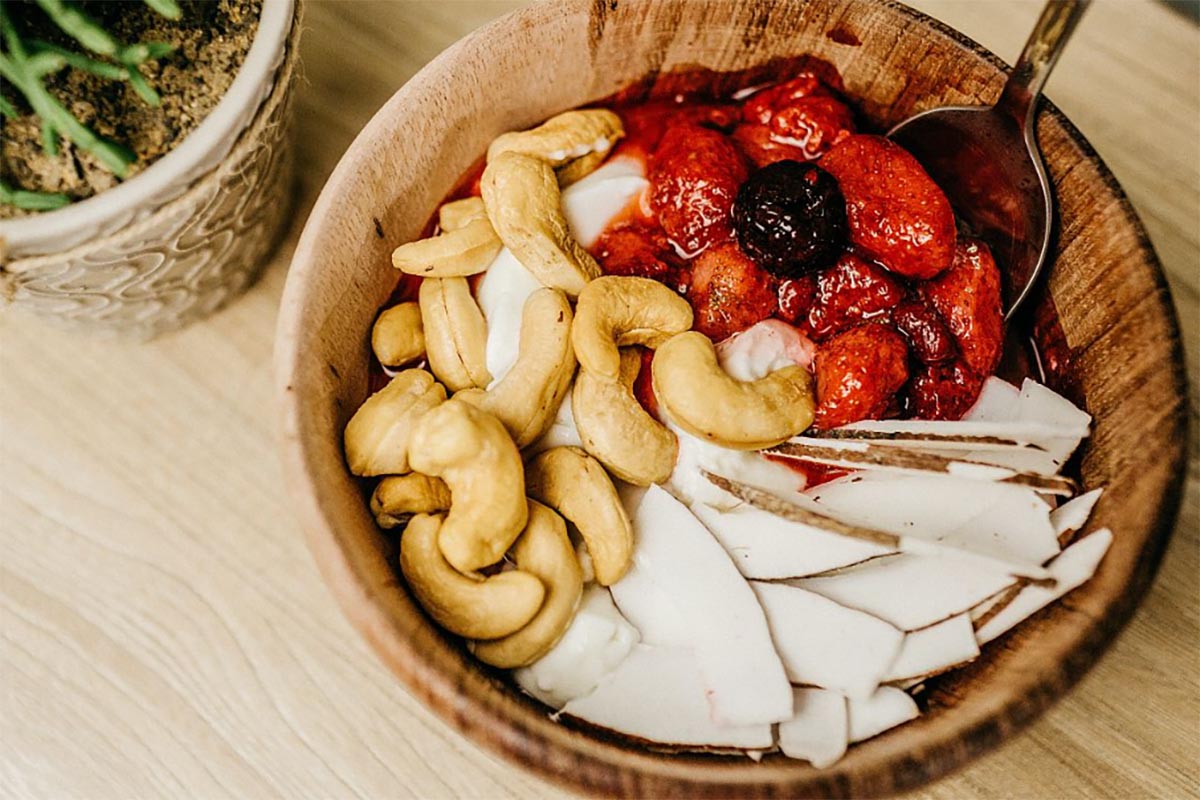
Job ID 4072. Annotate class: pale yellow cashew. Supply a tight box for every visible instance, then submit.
[408,399,529,572]
[371,302,425,367]
[456,288,576,448]
[437,196,487,232]
[370,473,451,529]
[487,109,624,168]
[391,214,501,278]
[572,276,694,382]
[399,513,546,640]
[556,150,607,188]
[471,500,584,668]
[418,277,492,392]
[481,151,600,297]
[652,331,816,450]
[343,369,446,476]
[573,349,677,486]
[525,447,634,586]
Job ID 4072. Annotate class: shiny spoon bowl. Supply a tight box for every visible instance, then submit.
[888,0,1090,318]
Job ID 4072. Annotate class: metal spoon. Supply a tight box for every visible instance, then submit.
[888,0,1090,319]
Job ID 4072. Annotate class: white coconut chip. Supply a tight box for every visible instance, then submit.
[515,585,639,709]
[751,582,904,700]
[847,687,920,743]
[975,529,1114,645]
[778,688,849,767]
[561,643,774,749]
[610,485,794,726]
[968,586,1021,624]
[666,419,806,510]
[964,377,1022,421]
[883,614,980,683]
[1013,379,1092,465]
[1050,487,1104,546]
[692,501,893,580]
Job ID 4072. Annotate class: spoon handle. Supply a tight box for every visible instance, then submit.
[995,0,1091,126]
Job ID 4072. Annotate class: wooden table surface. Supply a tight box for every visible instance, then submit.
[2,1,1197,797]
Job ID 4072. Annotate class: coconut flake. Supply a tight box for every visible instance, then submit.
[778,688,849,767]
[561,644,774,749]
[965,377,1021,421]
[883,614,980,683]
[1050,487,1103,546]
[666,420,806,509]
[610,485,793,726]
[1012,379,1092,464]
[752,582,903,700]
[847,687,920,743]
[692,501,892,579]
[976,529,1114,644]
[515,585,639,708]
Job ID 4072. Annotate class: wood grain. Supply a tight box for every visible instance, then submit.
[2,1,1196,798]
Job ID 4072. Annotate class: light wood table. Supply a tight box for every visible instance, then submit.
[2,1,1196,797]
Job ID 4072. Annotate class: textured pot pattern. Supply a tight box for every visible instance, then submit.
[0,10,300,340]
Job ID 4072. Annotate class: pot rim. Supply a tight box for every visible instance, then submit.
[0,0,295,255]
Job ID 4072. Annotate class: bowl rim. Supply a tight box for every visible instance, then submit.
[0,0,295,256]
[274,1,1190,796]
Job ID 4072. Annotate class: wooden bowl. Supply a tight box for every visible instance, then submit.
[274,1,1188,795]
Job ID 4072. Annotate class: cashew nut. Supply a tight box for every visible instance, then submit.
[418,277,492,392]
[487,109,624,168]
[344,369,446,476]
[399,513,545,640]
[408,398,528,572]
[438,196,487,232]
[556,150,607,188]
[471,500,583,667]
[573,349,677,486]
[526,447,633,586]
[481,151,600,297]
[391,215,501,278]
[372,302,425,367]
[652,331,815,450]
[456,288,575,447]
[572,276,694,382]
[371,473,451,529]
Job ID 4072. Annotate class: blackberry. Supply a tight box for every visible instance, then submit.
[733,160,847,278]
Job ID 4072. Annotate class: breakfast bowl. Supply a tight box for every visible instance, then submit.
[274,0,1188,796]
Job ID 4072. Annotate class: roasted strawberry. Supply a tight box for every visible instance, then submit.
[737,74,855,166]
[892,298,957,365]
[631,346,661,420]
[907,360,986,420]
[922,238,1004,376]
[820,134,956,279]
[806,252,904,340]
[617,101,739,158]
[688,243,779,341]
[650,124,749,257]
[591,217,681,284]
[812,324,909,429]
[777,274,818,326]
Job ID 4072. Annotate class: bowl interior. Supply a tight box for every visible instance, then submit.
[275,1,1188,796]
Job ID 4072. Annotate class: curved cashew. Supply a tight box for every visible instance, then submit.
[573,276,694,382]
[408,398,528,572]
[456,288,575,448]
[399,513,545,640]
[372,302,425,367]
[391,215,501,278]
[438,196,487,232]
[481,151,600,297]
[471,500,584,668]
[419,277,492,392]
[526,447,633,586]
[652,331,815,450]
[573,349,677,486]
[487,109,624,168]
[556,150,607,188]
[371,473,451,529]
[344,369,446,476]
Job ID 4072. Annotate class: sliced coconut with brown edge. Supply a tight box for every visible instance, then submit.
[560,643,774,750]
[1051,487,1104,547]
[976,529,1114,645]
[691,500,893,580]
[610,484,794,726]
[847,686,921,743]
[965,376,1022,422]
[751,581,903,700]
[883,613,980,683]
[1013,379,1093,464]
[515,584,639,708]
[808,473,1062,566]
[778,687,849,767]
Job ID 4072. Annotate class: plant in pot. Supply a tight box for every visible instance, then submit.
[0,0,299,339]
